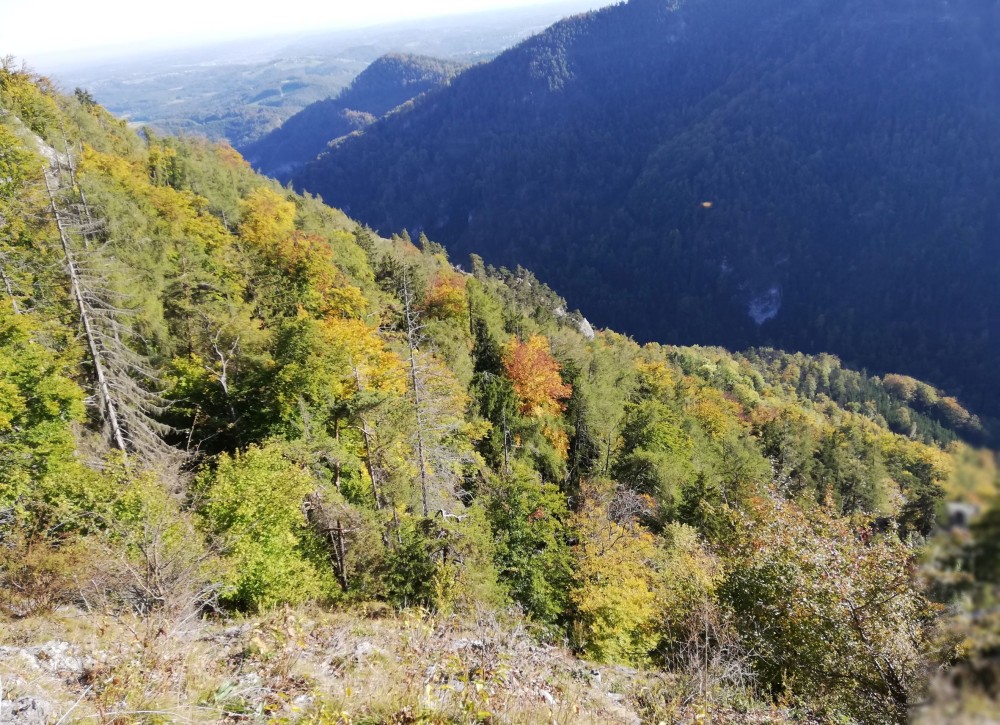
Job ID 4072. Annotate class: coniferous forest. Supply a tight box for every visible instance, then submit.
[1,11,999,723]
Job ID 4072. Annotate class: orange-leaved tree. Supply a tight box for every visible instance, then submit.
[503,334,571,418]
[503,334,573,458]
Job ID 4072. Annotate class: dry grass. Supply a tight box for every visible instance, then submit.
[0,604,809,723]
[0,605,646,723]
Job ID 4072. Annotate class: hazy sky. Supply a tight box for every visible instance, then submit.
[0,0,583,59]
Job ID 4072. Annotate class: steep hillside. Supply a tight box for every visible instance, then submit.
[294,0,1000,423]
[1,60,998,723]
[244,54,467,182]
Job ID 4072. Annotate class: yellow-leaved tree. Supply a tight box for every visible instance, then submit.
[422,268,468,321]
[570,481,662,664]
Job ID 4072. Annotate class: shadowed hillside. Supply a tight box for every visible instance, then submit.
[294,0,1000,423]
[244,54,467,182]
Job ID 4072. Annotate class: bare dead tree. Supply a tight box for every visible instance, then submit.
[303,492,362,592]
[608,485,654,527]
[400,270,470,518]
[46,167,127,451]
[44,159,178,468]
[352,363,386,510]
[58,117,99,246]
[402,269,432,516]
[207,327,240,430]
[0,248,20,313]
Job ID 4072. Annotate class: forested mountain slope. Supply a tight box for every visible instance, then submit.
[1,61,998,723]
[244,54,466,182]
[294,0,1000,424]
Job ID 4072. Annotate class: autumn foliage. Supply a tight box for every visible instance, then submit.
[502,334,571,418]
[422,270,468,321]
[0,68,990,724]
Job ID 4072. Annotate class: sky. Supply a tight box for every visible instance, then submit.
[0,0,583,60]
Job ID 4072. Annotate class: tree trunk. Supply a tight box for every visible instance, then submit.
[403,272,430,517]
[0,257,19,314]
[353,364,384,510]
[46,171,127,454]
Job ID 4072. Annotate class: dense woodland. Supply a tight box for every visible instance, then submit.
[294,0,1000,428]
[2,61,1000,722]
[244,54,467,183]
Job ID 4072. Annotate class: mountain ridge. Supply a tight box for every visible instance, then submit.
[244,53,466,182]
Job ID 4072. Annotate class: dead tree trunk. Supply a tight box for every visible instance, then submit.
[352,364,384,510]
[303,494,354,593]
[334,520,348,591]
[59,124,96,248]
[402,271,431,517]
[45,161,175,466]
[45,170,128,453]
[0,253,20,314]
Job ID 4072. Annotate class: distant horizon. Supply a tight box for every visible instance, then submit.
[2,0,611,71]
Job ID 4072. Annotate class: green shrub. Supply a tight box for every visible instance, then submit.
[196,444,336,611]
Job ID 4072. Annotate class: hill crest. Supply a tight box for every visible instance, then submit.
[245,52,466,181]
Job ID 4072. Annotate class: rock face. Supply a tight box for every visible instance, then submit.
[0,640,91,723]
[0,697,52,724]
[0,640,90,676]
